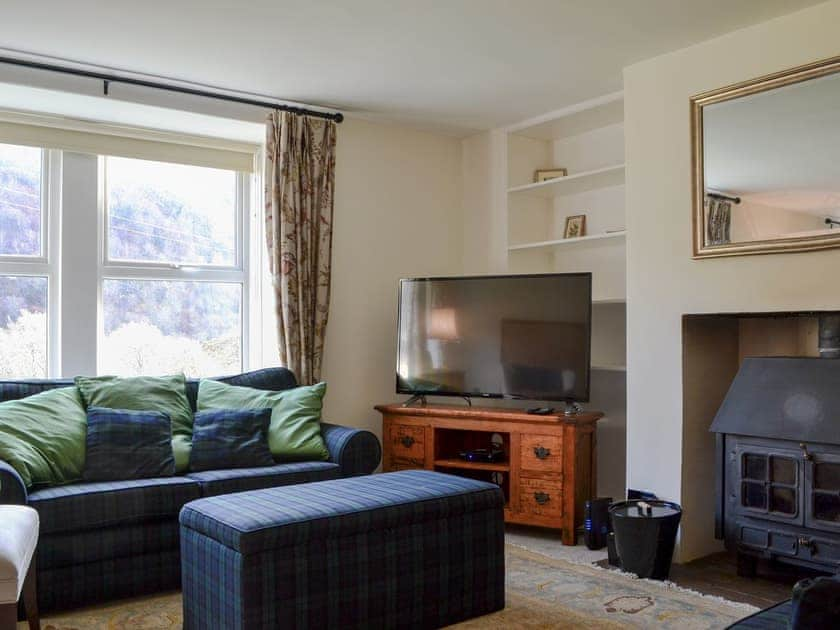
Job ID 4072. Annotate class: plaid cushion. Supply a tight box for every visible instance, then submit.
[38,521,180,569]
[30,476,200,534]
[180,470,504,554]
[186,461,340,497]
[726,601,791,629]
[83,407,176,481]
[180,470,505,629]
[321,422,381,476]
[37,549,181,611]
[189,408,274,472]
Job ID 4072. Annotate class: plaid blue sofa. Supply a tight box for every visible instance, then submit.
[0,367,382,611]
[180,470,506,630]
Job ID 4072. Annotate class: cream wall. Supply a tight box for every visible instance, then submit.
[624,0,840,561]
[320,118,464,440]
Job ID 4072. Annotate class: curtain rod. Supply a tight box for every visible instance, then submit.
[706,191,741,204]
[0,54,344,123]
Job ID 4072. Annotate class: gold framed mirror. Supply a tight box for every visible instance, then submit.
[691,55,840,258]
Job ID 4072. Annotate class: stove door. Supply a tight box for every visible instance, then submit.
[805,451,840,533]
[734,445,802,526]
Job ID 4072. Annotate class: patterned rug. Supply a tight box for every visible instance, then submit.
[32,545,755,629]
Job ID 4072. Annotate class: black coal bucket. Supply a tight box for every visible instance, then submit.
[609,500,682,580]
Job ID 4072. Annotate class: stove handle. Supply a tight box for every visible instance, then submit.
[799,443,813,462]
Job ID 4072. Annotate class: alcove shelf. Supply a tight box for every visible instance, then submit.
[508,230,626,251]
[502,91,627,501]
[507,163,625,198]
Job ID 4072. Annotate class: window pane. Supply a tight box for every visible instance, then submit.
[742,481,767,510]
[0,276,47,377]
[0,143,42,256]
[101,279,241,377]
[743,454,766,480]
[106,157,236,266]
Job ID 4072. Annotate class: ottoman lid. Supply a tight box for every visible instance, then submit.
[179,470,503,554]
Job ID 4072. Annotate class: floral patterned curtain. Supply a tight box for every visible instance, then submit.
[264,111,336,385]
[706,197,732,246]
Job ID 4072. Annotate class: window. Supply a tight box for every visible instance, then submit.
[99,156,250,377]
[0,275,48,377]
[106,157,237,266]
[101,279,242,376]
[0,125,259,380]
[0,143,42,257]
[0,143,53,378]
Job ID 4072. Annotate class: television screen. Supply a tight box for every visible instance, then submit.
[396,273,591,402]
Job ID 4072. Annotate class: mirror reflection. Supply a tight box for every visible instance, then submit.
[699,65,840,252]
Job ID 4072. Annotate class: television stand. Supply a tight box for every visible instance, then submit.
[376,403,602,545]
[401,394,427,407]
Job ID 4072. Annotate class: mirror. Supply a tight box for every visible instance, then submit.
[691,56,840,258]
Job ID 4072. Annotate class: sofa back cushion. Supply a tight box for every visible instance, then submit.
[189,408,274,472]
[184,368,300,410]
[197,380,329,462]
[76,374,193,473]
[83,407,175,481]
[0,386,87,487]
[0,368,299,409]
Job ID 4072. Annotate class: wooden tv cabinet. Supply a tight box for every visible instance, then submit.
[375,403,602,545]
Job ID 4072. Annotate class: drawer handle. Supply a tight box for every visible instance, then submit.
[533,446,551,460]
[399,435,415,448]
[534,491,551,505]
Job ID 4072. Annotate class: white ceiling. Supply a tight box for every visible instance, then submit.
[0,0,825,135]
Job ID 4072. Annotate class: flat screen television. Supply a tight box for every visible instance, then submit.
[396,273,591,402]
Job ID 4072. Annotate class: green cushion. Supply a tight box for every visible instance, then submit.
[197,379,329,462]
[0,387,87,487]
[75,374,193,472]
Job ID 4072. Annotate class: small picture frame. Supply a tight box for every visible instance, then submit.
[534,168,567,183]
[564,215,586,239]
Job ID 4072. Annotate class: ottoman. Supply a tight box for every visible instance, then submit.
[179,470,505,629]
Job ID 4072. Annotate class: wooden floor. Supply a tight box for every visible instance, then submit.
[599,552,826,609]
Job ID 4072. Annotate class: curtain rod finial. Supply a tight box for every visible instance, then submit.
[334,113,344,123]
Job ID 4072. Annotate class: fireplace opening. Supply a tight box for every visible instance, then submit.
[682,311,840,579]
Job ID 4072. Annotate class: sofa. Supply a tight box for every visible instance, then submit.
[0,367,382,611]
[726,575,840,629]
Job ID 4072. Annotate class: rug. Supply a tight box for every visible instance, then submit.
[32,545,755,629]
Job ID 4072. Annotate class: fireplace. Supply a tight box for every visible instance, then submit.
[711,356,840,576]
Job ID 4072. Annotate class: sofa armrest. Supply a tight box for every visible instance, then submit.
[321,423,382,477]
[0,460,27,504]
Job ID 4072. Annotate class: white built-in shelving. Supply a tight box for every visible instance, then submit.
[502,91,628,500]
[508,230,625,252]
[507,163,625,198]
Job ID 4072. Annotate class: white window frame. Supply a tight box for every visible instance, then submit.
[0,146,61,377]
[1,130,262,379]
[96,156,254,376]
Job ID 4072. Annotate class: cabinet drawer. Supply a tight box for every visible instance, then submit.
[388,423,426,465]
[519,477,563,518]
[521,434,562,473]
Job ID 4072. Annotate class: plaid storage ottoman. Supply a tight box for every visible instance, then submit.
[179,469,506,629]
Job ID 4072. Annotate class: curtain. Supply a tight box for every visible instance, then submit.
[265,111,337,385]
[706,197,732,245]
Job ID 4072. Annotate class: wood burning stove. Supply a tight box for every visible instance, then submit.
[711,357,840,576]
